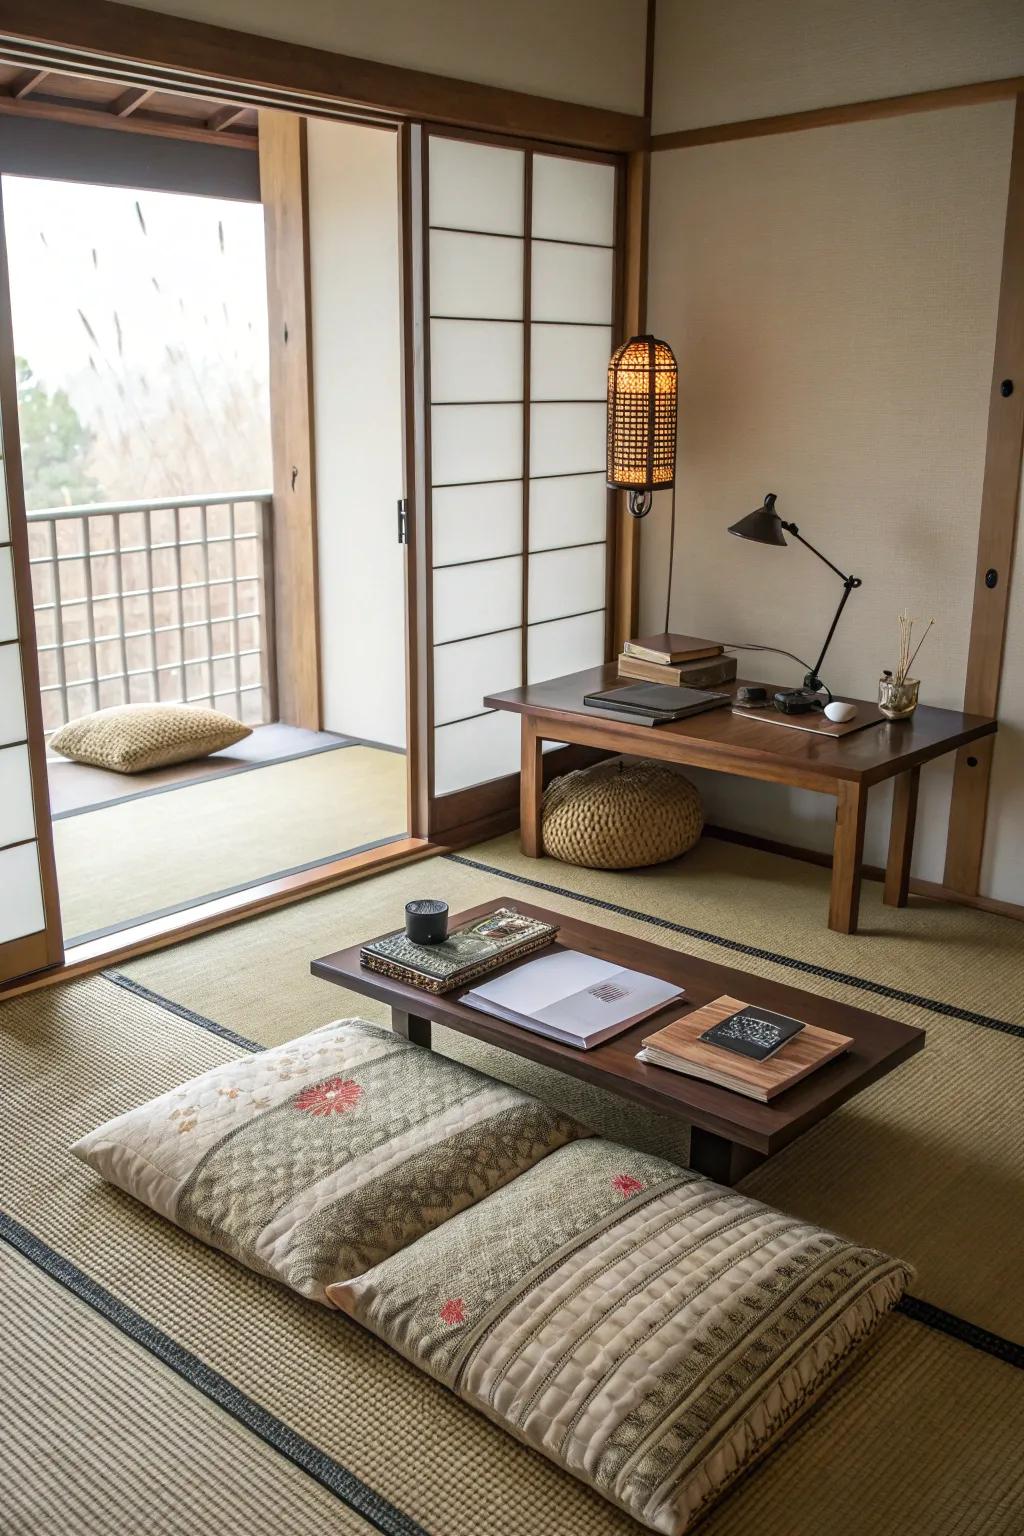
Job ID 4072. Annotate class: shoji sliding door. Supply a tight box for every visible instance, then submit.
[0,186,62,984]
[409,126,620,829]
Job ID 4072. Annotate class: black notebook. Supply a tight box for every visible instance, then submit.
[699,1004,805,1061]
[583,683,731,723]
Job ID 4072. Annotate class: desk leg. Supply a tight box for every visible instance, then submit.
[520,717,544,858]
[689,1128,764,1185]
[829,780,867,934]
[392,1009,432,1049]
[884,766,919,908]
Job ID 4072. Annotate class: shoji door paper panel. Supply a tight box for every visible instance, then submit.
[527,156,615,688]
[427,135,616,799]
[0,841,44,945]
[428,136,525,796]
[0,493,46,950]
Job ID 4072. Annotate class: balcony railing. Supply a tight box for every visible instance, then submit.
[26,491,276,735]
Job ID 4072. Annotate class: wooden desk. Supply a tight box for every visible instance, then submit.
[312,897,925,1182]
[484,667,997,934]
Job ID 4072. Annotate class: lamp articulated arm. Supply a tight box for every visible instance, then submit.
[779,520,862,693]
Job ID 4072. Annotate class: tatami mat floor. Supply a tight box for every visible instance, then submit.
[51,743,407,943]
[3,833,1022,1534]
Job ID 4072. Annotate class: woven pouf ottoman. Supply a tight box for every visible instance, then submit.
[542,758,703,869]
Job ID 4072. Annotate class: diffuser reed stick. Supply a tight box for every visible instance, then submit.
[894,610,933,685]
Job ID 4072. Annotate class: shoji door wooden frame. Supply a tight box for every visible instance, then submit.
[400,123,628,841]
[0,181,63,980]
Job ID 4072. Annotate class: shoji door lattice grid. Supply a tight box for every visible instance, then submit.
[422,129,620,802]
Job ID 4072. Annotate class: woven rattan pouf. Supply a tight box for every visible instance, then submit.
[541,759,703,869]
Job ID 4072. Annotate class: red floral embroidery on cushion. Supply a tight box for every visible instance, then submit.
[611,1172,645,1198]
[439,1298,466,1327]
[294,1077,363,1116]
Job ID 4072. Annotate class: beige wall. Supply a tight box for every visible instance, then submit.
[111,0,647,115]
[643,101,1012,885]
[653,0,1024,133]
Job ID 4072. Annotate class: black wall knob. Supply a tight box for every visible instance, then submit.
[1000,379,1014,397]
[985,568,998,588]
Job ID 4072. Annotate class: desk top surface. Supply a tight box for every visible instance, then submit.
[484,666,995,784]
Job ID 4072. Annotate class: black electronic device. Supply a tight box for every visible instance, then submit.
[734,685,769,707]
[773,688,823,715]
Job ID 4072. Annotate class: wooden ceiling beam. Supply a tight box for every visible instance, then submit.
[111,84,152,116]
[207,102,248,133]
[8,65,46,98]
[0,91,257,147]
[0,0,647,152]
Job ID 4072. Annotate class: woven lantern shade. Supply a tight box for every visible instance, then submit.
[606,334,678,518]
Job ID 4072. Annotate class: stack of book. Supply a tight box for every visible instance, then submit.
[617,633,737,688]
[637,995,852,1101]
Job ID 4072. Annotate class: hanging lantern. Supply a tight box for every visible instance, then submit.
[606,334,678,518]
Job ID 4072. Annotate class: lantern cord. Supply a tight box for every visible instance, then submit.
[663,482,677,633]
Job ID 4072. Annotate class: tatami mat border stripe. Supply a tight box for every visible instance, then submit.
[50,740,356,820]
[104,970,263,1052]
[896,1296,1024,1370]
[0,1209,433,1536]
[444,854,1024,1040]
[99,968,1023,1370]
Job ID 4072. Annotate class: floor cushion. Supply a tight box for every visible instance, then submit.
[542,759,703,869]
[330,1137,913,1536]
[50,702,251,773]
[71,1020,585,1301]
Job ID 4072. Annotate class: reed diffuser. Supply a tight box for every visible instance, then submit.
[879,610,933,719]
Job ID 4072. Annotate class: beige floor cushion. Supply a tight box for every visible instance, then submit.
[50,702,251,773]
[543,760,704,869]
[71,1020,585,1301]
[331,1137,913,1536]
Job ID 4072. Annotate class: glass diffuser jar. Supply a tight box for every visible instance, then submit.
[878,676,920,720]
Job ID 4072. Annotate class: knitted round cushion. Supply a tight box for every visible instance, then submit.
[541,759,703,870]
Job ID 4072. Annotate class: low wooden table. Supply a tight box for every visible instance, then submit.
[311,897,925,1184]
[484,667,997,934]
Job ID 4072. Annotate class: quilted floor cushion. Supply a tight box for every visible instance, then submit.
[330,1138,913,1536]
[71,1020,584,1301]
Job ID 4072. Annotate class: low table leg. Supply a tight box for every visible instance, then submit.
[688,1128,764,1185]
[884,766,919,908]
[829,780,867,934]
[520,717,544,858]
[392,1009,432,1048]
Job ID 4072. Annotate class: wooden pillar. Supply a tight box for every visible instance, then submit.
[944,95,1024,893]
[259,109,321,728]
[612,146,650,654]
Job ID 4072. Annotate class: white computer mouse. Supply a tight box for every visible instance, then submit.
[824,701,857,723]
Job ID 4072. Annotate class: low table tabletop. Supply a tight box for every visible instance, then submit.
[311,896,925,1183]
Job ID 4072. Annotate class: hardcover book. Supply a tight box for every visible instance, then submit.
[637,995,852,1101]
[700,1003,804,1060]
[360,908,557,995]
[623,633,722,665]
[617,652,738,688]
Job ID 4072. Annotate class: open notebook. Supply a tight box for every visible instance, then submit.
[462,949,683,1049]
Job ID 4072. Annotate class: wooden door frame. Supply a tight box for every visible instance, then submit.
[0,180,63,980]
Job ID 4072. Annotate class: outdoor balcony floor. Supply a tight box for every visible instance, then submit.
[45,724,408,945]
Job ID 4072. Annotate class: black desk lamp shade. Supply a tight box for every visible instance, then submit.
[607,335,678,518]
[729,493,862,694]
